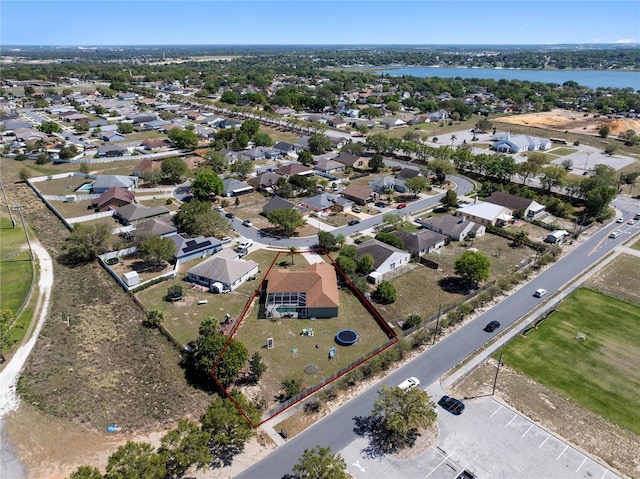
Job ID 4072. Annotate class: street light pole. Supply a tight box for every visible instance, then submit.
[13,205,34,261]
[492,352,503,395]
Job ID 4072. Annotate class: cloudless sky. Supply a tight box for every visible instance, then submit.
[2,1,639,46]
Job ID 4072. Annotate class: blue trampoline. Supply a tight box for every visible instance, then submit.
[335,329,359,346]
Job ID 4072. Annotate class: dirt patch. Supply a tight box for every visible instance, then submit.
[451,359,640,479]
[494,108,640,137]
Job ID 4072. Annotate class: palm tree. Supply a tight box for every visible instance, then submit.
[288,246,298,265]
[450,134,457,149]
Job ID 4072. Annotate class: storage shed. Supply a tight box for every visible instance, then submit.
[123,271,140,287]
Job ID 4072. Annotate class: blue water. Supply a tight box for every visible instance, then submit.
[76,183,93,192]
[370,66,639,90]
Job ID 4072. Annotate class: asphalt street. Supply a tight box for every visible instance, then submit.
[236,198,637,479]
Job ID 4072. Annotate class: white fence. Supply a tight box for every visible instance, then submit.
[67,210,115,224]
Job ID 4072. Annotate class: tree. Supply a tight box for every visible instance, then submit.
[356,254,375,275]
[454,250,491,286]
[403,314,422,330]
[188,317,249,387]
[220,91,238,104]
[511,230,529,248]
[24,85,35,96]
[370,385,437,451]
[200,390,259,468]
[240,119,260,137]
[161,157,189,184]
[441,189,458,209]
[74,121,90,133]
[68,465,104,479]
[230,159,253,179]
[282,376,303,399]
[39,120,62,134]
[35,153,51,165]
[308,133,332,154]
[474,117,492,133]
[64,223,111,263]
[372,281,397,304]
[174,200,227,237]
[253,131,273,147]
[518,157,543,184]
[404,176,431,198]
[335,255,356,275]
[104,441,165,479]
[291,446,348,479]
[191,170,224,200]
[298,150,314,166]
[143,310,164,329]
[141,169,162,187]
[539,165,567,192]
[59,144,79,160]
[158,419,211,479]
[168,128,198,150]
[317,231,338,250]
[118,122,134,134]
[620,129,640,146]
[205,150,228,173]
[288,245,299,265]
[267,208,305,236]
[138,236,176,268]
[248,352,267,384]
[428,158,455,184]
[598,124,611,138]
[604,144,618,156]
[369,153,385,173]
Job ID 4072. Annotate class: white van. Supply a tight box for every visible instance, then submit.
[237,239,253,250]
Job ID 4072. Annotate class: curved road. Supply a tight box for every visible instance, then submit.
[237,201,638,478]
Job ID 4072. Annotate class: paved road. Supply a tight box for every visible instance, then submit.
[237,206,633,479]
[227,174,474,249]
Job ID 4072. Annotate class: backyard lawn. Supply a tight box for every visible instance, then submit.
[0,216,34,314]
[497,288,640,436]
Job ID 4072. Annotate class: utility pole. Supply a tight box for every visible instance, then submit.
[492,352,503,395]
[432,304,442,345]
[0,179,16,227]
[13,205,34,261]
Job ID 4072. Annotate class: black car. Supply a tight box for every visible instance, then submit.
[374,201,387,208]
[438,395,465,415]
[483,320,501,332]
[348,219,360,226]
[225,212,235,219]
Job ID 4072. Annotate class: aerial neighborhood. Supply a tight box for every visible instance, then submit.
[1,43,639,479]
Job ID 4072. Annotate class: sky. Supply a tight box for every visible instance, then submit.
[1,1,639,46]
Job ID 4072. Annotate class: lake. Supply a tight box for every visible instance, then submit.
[370,66,639,90]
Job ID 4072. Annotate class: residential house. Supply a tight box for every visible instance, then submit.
[222,178,254,197]
[242,146,280,161]
[274,162,314,177]
[456,202,512,226]
[97,144,129,157]
[421,215,486,241]
[355,239,411,283]
[341,183,373,205]
[132,159,162,177]
[247,171,282,191]
[115,204,170,225]
[145,120,170,130]
[186,254,259,292]
[262,196,309,217]
[273,141,300,157]
[334,152,369,170]
[92,186,135,212]
[12,128,48,142]
[167,233,222,262]
[396,167,421,180]
[102,131,125,142]
[483,191,546,219]
[217,118,242,129]
[314,158,345,175]
[133,218,177,238]
[141,138,171,151]
[264,262,339,319]
[428,110,449,122]
[492,133,551,153]
[545,229,570,245]
[130,113,158,125]
[369,176,404,193]
[328,116,347,128]
[328,136,348,149]
[380,118,407,129]
[390,229,448,256]
[91,175,138,193]
[300,193,352,215]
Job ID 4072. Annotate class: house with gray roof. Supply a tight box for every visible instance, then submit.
[92,175,138,193]
[167,233,222,263]
[421,215,485,241]
[314,158,345,174]
[115,204,170,225]
[187,255,259,292]
[334,152,369,170]
[222,178,254,197]
[369,176,406,193]
[247,171,283,191]
[133,218,177,238]
[484,191,545,219]
[355,239,411,282]
[97,144,129,157]
[390,229,448,256]
[300,193,352,215]
[492,132,551,153]
[262,196,309,217]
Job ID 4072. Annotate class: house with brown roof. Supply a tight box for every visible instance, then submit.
[92,187,135,212]
[133,159,162,177]
[341,183,373,205]
[264,262,339,319]
[141,138,171,151]
[334,152,369,170]
[483,191,545,219]
[274,162,314,177]
[355,239,411,283]
[247,171,283,191]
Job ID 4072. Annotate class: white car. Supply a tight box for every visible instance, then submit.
[533,288,547,298]
[609,230,621,239]
[398,377,420,391]
[616,217,624,223]
[237,240,253,250]
[627,219,636,225]
[242,219,252,227]
[218,236,232,244]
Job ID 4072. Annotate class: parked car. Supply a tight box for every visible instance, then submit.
[348,219,360,226]
[398,377,420,391]
[533,288,547,298]
[352,206,361,213]
[242,219,252,227]
[414,217,423,224]
[609,230,621,239]
[483,320,501,332]
[396,203,407,209]
[225,212,235,219]
[237,240,253,250]
[215,206,224,212]
[438,395,465,415]
[374,201,387,208]
[237,248,248,258]
[218,236,232,244]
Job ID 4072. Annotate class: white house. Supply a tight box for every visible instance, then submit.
[186,251,258,292]
[355,239,411,283]
[456,201,512,226]
[493,132,552,153]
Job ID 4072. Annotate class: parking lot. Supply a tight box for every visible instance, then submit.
[340,395,623,479]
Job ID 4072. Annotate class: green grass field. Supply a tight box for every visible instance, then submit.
[498,288,640,435]
[0,216,34,314]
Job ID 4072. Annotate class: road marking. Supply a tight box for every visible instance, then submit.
[351,460,365,473]
[490,405,502,417]
[557,445,569,460]
[505,414,517,427]
[600,469,608,479]
[522,424,533,437]
[539,434,550,448]
[425,454,451,478]
[576,457,587,472]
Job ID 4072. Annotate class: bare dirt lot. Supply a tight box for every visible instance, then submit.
[451,360,639,479]
[494,108,640,137]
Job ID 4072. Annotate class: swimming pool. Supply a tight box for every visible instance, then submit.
[76,183,93,192]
